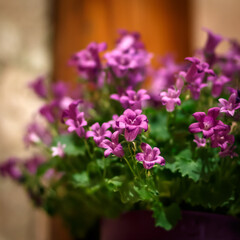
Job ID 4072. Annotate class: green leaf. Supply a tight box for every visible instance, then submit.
[180,99,196,113]
[151,202,172,230]
[120,182,141,204]
[165,149,202,182]
[72,172,90,187]
[187,179,233,208]
[164,203,181,227]
[133,185,153,201]
[177,148,192,159]
[52,134,85,156]
[106,176,125,191]
[149,111,170,141]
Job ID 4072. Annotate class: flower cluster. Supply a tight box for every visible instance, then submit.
[136,143,165,169]
[63,100,87,137]
[0,155,45,180]
[69,42,107,85]
[105,30,153,87]
[111,89,150,110]
[189,106,237,158]
[84,107,163,169]
[1,29,240,237]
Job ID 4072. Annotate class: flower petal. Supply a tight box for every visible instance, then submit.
[143,161,155,169]
[141,143,152,152]
[189,122,201,133]
[156,156,165,166]
[207,107,220,119]
[192,112,206,122]
[136,153,144,162]
[125,128,139,141]
[113,144,124,158]
[104,149,112,158]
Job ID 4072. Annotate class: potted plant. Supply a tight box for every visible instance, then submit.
[1,29,240,240]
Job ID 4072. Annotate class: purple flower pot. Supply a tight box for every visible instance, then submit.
[100,210,240,240]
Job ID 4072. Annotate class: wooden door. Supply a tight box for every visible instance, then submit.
[53,0,191,82]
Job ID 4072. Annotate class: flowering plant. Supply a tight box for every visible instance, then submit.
[1,29,240,238]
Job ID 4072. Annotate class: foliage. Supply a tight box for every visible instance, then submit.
[1,29,240,238]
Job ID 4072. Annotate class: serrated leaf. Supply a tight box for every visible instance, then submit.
[152,202,172,230]
[166,149,202,182]
[164,203,181,227]
[120,182,140,204]
[106,176,125,191]
[177,149,192,159]
[133,185,153,201]
[176,159,202,182]
[72,172,89,187]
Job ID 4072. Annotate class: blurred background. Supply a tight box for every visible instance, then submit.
[0,0,240,239]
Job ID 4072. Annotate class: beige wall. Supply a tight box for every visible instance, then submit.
[0,1,51,240]
[192,0,240,52]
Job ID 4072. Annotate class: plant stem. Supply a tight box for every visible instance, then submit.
[84,138,93,159]
[123,157,137,179]
[128,142,141,179]
[103,157,107,179]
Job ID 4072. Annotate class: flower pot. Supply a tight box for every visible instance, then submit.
[100,210,240,240]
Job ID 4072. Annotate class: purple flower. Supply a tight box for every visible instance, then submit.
[29,76,47,99]
[216,40,240,79]
[86,122,112,146]
[183,57,215,100]
[62,99,92,122]
[39,100,59,123]
[104,47,152,87]
[43,168,64,181]
[0,158,22,180]
[59,96,74,110]
[116,109,148,142]
[52,81,68,99]
[160,88,181,112]
[193,135,206,148]
[151,54,182,94]
[111,89,150,110]
[24,122,52,147]
[64,100,87,137]
[185,57,215,83]
[136,143,165,169]
[69,42,107,81]
[219,93,240,116]
[24,155,45,175]
[116,30,145,51]
[99,131,124,158]
[51,142,66,158]
[203,28,223,55]
[210,126,234,150]
[105,49,150,72]
[108,114,120,131]
[219,145,238,158]
[189,107,227,138]
[175,71,186,90]
[208,75,231,98]
[187,77,208,100]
